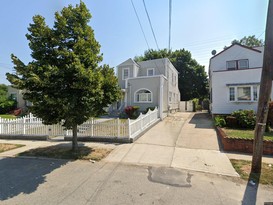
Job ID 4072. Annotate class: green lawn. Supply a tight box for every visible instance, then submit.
[223,128,273,141]
[0,114,16,119]
[230,159,273,185]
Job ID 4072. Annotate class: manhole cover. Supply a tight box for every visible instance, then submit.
[148,167,192,187]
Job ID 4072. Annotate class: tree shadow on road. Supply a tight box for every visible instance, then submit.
[242,172,261,205]
[0,157,68,201]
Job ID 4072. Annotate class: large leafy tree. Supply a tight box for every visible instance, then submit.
[225,35,264,49]
[0,84,16,114]
[6,2,120,152]
[135,49,208,101]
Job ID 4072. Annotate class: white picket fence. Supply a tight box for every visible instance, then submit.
[128,108,159,139]
[0,108,159,141]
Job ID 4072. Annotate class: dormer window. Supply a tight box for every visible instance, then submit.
[122,68,129,80]
[147,68,154,76]
[226,59,249,70]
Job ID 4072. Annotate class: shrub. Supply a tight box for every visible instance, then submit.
[124,106,140,119]
[231,110,256,129]
[226,116,237,128]
[144,106,155,114]
[214,116,226,127]
[0,98,16,114]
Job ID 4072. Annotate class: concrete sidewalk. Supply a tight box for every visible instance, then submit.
[105,112,239,177]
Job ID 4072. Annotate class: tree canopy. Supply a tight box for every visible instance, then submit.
[225,35,264,49]
[6,1,120,151]
[0,84,16,114]
[135,49,208,101]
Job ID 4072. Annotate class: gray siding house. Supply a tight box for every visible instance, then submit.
[116,58,180,119]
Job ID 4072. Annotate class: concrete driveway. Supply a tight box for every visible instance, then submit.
[105,112,238,177]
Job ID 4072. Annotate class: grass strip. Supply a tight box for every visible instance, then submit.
[230,159,273,185]
[17,145,112,161]
[223,128,273,141]
[0,143,25,153]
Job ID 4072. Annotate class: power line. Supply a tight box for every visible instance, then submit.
[168,0,172,51]
[130,0,150,50]
[142,0,160,50]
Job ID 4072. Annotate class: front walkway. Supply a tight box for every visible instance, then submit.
[105,112,239,177]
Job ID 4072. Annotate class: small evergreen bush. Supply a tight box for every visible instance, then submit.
[214,116,226,127]
[231,110,256,129]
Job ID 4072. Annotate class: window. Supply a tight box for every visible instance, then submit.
[227,61,236,70]
[229,85,258,102]
[147,68,154,76]
[253,86,258,101]
[226,59,249,70]
[238,59,249,69]
[10,93,17,101]
[229,87,235,101]
[122,68,129,80]
[237,87,251,101]
[169,92,172,102]
[135,89,152,102]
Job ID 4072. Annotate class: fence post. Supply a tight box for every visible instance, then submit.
[91,118,94,137]
[117,118,120,138]
[149,109,151,124]
[140,114,143,130]
[23,117,26,135]
[128,119,131,138]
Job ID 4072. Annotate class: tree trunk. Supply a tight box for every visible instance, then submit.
[251,0,273,173]
[72,124,78,153]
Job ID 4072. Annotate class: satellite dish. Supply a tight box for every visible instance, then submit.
[211,50,217,55]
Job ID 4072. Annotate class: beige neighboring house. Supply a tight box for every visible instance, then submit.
[112,58,180,119]
[7,86,30,110]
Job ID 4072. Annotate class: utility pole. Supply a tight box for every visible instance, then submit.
[251,0,273,173]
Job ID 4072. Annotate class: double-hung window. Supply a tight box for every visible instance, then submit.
[147,68,154,76]
[229,85,258,102]
[122,68,129,80]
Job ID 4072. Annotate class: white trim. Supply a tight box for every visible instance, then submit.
[147,68,155,76]
[122,68,130,80]
[126,74,167,81]
[134,88,153,103]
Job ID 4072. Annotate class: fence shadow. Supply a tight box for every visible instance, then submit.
[242,172,261,205]
[0,157,68,201]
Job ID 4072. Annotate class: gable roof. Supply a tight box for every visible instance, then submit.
[210,43,262,60]
[117,58,139,67]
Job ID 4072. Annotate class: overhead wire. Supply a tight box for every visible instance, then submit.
[168,0,172,51]
[130,0,150,50]
[142,0,160,50]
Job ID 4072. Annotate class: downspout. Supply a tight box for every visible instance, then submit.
[160,76,164,120]
[125,79,128,107]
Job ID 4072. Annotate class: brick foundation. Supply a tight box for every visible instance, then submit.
[216,127,273,155]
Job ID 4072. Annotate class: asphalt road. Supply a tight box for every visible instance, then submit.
[1,157,273,205]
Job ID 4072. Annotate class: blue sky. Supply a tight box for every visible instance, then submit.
[0,0,268,84]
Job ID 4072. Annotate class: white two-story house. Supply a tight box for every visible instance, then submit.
[209,43,273,115]
[116,58,180,119]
